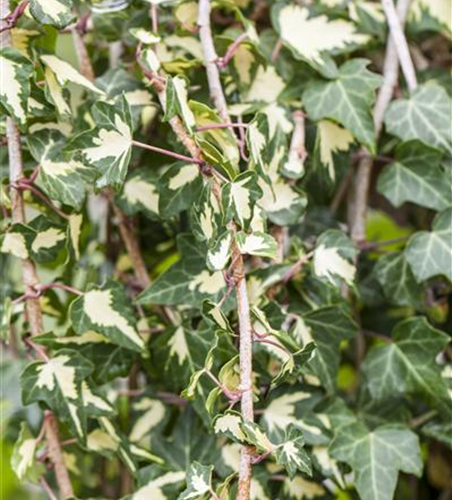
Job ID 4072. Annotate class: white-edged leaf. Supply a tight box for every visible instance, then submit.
[207,230,233,271]
[0,47,33,126]
[30,0,75,28]
[70,281,146,352]
[275,426,312,479]
[11,423,44,483]
[236,231,278,259]
[313,230,357,286]
[178,462,213,500]
[0,231,29,259]
[317,120,354,181]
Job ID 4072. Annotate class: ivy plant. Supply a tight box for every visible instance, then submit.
[0,1,451,500]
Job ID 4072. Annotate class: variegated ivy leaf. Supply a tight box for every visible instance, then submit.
[21,349,93,441]
[303,59,382,152]
[377,140,450,211]
[11,423,44,483]
[117,170,160,218]
[410,0,451,39]
[67,213,83,261]
[240,421,275,453]
[405,208,452,282]
[362,317,451,417]
[178,462,213,500]
[130,27,161,45]
[202,300,234,335]
[0,230,29,259]
[282,476,327,500]
[41,55,103,95]
[158,162,203,218]
[374,253,424,308]
[29,0,75,28]
[272,4,369,77]
[138,235,227,307]
[246,114,270,174]
[133,471,186,500]
[42,67,71,117]
[385,85,452,155]
[70,281,145,352]
[222,171,263,230]
[236,231,278,259]
[213,411,247,442]
[129,397,166,443]
[82,381,114,417]
[164,75,196,132]
[192,101,240,173]
[274,426,312,479]
[28,129,96,210]
[34,330,133,384]
[330,421,422,500]
[313,230,357,286]
[8,216,66,264]
[0,47,33,126]
[68,95,133,190]
[316,120,354,181]
[190,183,222,244]
[98,417,138,472]
[207,230,233,271]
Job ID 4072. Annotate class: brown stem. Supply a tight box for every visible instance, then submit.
[198,0,231,123]
[217,32,248,68]
[13,181,69,220]
[4,86,74,500]
[71,27,95,81]
[132,140,204,164]
[0,0,28,33]
[349,0,414,243]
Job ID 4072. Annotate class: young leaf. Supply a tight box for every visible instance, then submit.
[164,75,196,132]
[207,230,233,271]
[303,59,382,152]
[236,231,278,259]
[222,171,263,230]
[178,462,213,500]
[70,281,145,352]
[274,426,312,479]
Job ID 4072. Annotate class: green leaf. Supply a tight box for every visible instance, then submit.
[222,171,263,230]
[28,129,96,210]
[0,47,33,126]
[236,231,278,259]
[132,470,186,499]
[240,421,274,453]
[374,253,424,308]
[377,140,451,211]
[70,281,146,353]
[330,421,422,500]
[190,183,222,244]
[303,306,358,392]
[202,300,234,335]
[272,4,370,77]
[303,59,382,151]
[405,208,452,282]
[138,236,226,306]
[29,0,75,28]
[158,162,203,218]
[213,411,247,442]
[313,230,357,286]
[68,95,133,190]
[178,462,213,500]
[384,85,452,154]
[21,349,93,441]
[362,317,451,416]
[11,423,44,483]
[274,426,312,479]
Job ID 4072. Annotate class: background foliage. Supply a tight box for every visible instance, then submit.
[0,0,451,500]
